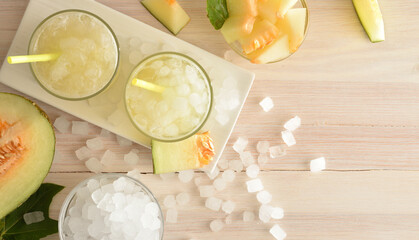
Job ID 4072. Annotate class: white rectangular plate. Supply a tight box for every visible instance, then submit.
[0,0,254,171]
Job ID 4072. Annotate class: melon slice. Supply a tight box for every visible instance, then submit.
[282,8,307,52]
[226,0,258,16]
[352,0,385,42]
[220,15,256,43]
[239,19,280,54]
[141,0,190,35]
[152,132,215,174]
[258,0,299,21]
[0,93,55,219]
[249,35,290,64]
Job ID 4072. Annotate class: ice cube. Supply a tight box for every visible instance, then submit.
[233,137,248,153]
[23,211,44,225]
[269,145,286,158]
[209,220,224,232]
[176,192,190,206]
[310,157,326,172]
[217,159,229,170]
[127,169,142,181]
[258,153,269,166]
[229,160,243,172]
[199,185,215,198]
[87,205,101,220]
[85,158,103,173]
[160,172,176,180]
[225,215,233,225]
[129,50,144,65]
[116,135,132,147]
[284,116,301,131]
[54,116,71,133]
[140,42,159,55]
[164,195,176,208]
[243,211,255,222]
[240,151,255,167]
[256,141,270,154]
[91,189,104,204]
[256,190,272,204]
[223,50,236,62]
[129,37,142,49]
[100,128,113,138]
[216,113,230,126]
[221,200,236,214]
[246,179,264,193]
[270,224,287,240]
[271,207,284,219]
[176,84,191,96]
[113,177,127,192]
[205,197,222,211]
[145,202,160,217]
[222,169,236,182]
[86,137,104,150]
[246,164,260,178]
[166,209,178,223]
[124,151,140,165]
[259,205,272,223]
[281,130,296,146]
[178,169,194,183]
[259,97,274,112]
[101,150,116,166]
[110,209,128,222]
[158,66,171,76]
[87,179,100,193]
[72,121,89,135]
[194,176,204,186]
[205,167,219,180]
[75,146,92,161]
[213,177,227,191]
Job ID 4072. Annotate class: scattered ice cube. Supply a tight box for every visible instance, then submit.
[243,211,255,222]
[259,97,274,112]
[199,185,215,198]
[205,167,219,180]
[127,169,142,181]
[75,146,92,161]
[85,158,103,173]
[206,197,222,211]
[246,164,260,178]
[271,207,284,219]
[116,135,132,147]
[233,137,248,153]
[100,128,113,138]
[213,178,227,191]
[257,153,269,166]
[269,145,286,158]
[270,224,287,240]
[217,159,229,170]
[256,141,270,154]
[160,172,176,180]
[72,121,89,135]
[221,200,236,214]
[179,169,194,183]
[259,205,272,223]
[113,177,127,192]
[140,42,159,55]
[86,137,104,151]
[194,177,204,186]
[229,160,243,172]
[124,151,140,165]
[23,211,44,225]
[223,50,236,62]
[240,151,255,167]
[176,192,190,206]
[222,169,236,182]
[128,37,142,49]
[210,219,224,232]
[101,150,116,166]
[281,130,296,146]
[216,113,230,126]
[225,215,233,225]
[284,116,301,131]
[166,208,178,223]
[54,116,71,133]
[246,179,264,193]
[164,195,176,208]
[310,157,326,172]
[256,191,272,204]
[87,179,100,193]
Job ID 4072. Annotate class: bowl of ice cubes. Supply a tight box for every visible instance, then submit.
[58,173,163,240]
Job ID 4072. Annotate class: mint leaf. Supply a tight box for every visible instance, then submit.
[207,0,229,30]
[1,183,64,240]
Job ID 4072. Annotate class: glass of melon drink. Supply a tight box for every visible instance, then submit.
[221,0,309,64]
[125,52,213,142]
[28,10,120,100]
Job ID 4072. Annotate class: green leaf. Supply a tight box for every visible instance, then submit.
[1,183,64,240]
[207,0,229,30]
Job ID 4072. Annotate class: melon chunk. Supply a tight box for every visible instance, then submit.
[226,0,258,16]
[239,19,280,54]
[352,0,385,42]
[220,15,256,43]
[249,35,290,64]
[283,8,307,52]
[142,0,190,35]
[0,93,55,219]
[258,0,298,21]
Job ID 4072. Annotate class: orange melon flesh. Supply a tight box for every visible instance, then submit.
[239,19,280,54]
[0,93,55,219]
[249,35,290,64]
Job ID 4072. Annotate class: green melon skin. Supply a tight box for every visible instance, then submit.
[352,0,385,43]
[0,93,55,219]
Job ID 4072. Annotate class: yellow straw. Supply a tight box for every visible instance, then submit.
[131,78,165,93]
[7,53,60,64]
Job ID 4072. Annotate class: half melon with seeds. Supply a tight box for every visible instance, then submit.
[0,93,55,219]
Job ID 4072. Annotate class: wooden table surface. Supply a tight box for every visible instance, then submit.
[1,0,419,239]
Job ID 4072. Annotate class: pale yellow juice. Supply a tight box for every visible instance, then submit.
[29,10,119,100]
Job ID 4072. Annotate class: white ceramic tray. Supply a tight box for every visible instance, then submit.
[0,0,254,171]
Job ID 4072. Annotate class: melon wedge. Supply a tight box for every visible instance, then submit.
[283,8,307,52]
[226,0,258,16]
[258,0,299,22]
[352,0,385,42]
[142,0,190,35]
[239,19,280,54]
[0,93,55,219]
[220,15,256,43]
[249,35,290,64]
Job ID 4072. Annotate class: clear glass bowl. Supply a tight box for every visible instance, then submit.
[124,52,213,142]
[28,9,120,101]
[227,0,309,64]
[58,173,164,240]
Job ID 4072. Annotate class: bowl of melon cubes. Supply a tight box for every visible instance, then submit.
[220,0,308,64]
